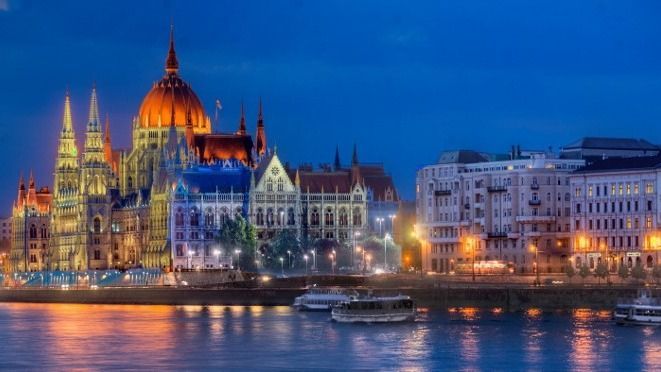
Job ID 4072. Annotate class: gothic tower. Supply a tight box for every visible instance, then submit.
[255,99,267,156]
[78,85,113,270]
[50,91,81,270]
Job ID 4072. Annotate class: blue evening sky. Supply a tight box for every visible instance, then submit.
[1,1,661,211]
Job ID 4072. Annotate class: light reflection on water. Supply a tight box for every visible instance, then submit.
[0,304,656,370]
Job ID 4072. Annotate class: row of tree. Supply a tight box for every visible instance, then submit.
[213,216,401,272]
[564,262,661,284]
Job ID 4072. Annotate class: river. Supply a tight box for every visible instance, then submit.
[0,304,658,370]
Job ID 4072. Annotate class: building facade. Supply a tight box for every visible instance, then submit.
[570,155,661,270]
[416,149,584,274]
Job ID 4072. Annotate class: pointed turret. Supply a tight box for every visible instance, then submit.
[62,90,74,134]
[28,170,35,189]
[352,143,359,165]
[237,102,247,136]
[26,170,37,206]
[87,84,100,131]
[185,100,194,149]
[104,114,114,168]
[165,24,179,75]
[255,98,267,156]
[56,90,78,166]
[16,172,25,209]
[334,145,341,170]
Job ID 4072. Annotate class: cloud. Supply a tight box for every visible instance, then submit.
[0,0,14,12]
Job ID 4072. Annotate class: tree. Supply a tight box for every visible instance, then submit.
[631,265,647,283]
[652,265,661,285]
[617,264,629,283]
[268,229,302,270]
[216,215,257,271]
[578,264,590,283]
[564,263,576,283]
[594,262,608,285]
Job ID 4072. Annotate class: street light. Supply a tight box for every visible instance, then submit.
[384,233,391,271]
[529,242,541,286]
[304,254,309,275]
[213,249,220,269]
[287,250,292,269]
[310,249,316,271]
[187,251,193,270]
[464,236,476,282]
[353,231,361,270]
[234,249,242,271]
[330,250,337,274]
[279,257,284,277]
[366,254,372,271]
[376,218,384,237]
[389,214,396,234]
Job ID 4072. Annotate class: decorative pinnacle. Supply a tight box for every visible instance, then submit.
[165,24,179,75]
[62,90,73,133]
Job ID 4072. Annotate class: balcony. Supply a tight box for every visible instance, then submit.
[487,185,507,193]
[528,199,541,206]
[515,215,556,223]
[464,203,470,209]
[530,183,540,190]
[434,189,452,196]
[487,232,508,238]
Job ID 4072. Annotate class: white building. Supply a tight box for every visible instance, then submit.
[570,155,661,270]
[416,149,584,274]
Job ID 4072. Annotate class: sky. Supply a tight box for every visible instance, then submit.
[2,1,661,211]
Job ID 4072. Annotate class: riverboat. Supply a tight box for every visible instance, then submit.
[292,287,359,311]
[331,295,416,323]
[614,289,661,326]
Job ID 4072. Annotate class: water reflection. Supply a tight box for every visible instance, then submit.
[0,304,656,370]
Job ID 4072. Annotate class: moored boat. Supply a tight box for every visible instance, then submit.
[614,289,661,326]
[331,295,416,323]
[292,287,359,311]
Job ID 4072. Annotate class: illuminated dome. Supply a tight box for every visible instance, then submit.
[137,27,210,133]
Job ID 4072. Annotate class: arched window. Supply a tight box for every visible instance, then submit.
[266,178,273,192]
[353,207,362,226]
[127,176,133,189]
[29,224,37,239]
[93,217,101,234]
[277,208,285,226]
[175,208,184,226]
[311,208,320,226]
[287,207,295,225]
[325,207,334,226]
[40,224,47,239]
[339,208,348,226]
[190,208,200,226]
[219,207,228,225]
[256,208,264,226]
[277,178,284,191]
[205,209,214,227]
[267,208,274,227]
[235,207,242,217]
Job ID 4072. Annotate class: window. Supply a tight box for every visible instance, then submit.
[353,207,362,226]
[256,208,264,226]
[29,224,37,239]
[94,250,101,260]
[311,208,320,226]
[190,209,199,226]
[338,208,348,226]
[646,183,654,194]
[287,208,296,225]
[205,210,214,227]
[175,208,184,226]
[93,217,101,234]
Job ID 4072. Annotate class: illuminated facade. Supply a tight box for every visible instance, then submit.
[416,149,584,274]
[10,28,398,273]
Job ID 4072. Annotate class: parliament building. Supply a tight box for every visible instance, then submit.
[10,29,399,272]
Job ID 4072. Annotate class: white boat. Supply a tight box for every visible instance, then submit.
[331,295,416,323]
[614,289,661,326]
[292,287,359,311]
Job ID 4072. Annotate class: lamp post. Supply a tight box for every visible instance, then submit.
[279,257,284,277]
[384,233,391,271]
[280,211,284,227]
[353,231,360,270]
[304,254,309,275]
[530,242,540,286]
[366,254,372,272]
[187,251,192,270]
[234,249,242,271]
[213,249,220,269]
[377,217,384,237]
[310,249,316,271]
[287,250,292,269]
[464,236,476,282]
[389,214,396,235]
[329,251,336,274]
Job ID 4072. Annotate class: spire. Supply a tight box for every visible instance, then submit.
[334,145,341,170]
[18,172,25,191]
[352,143,359,165]
[28,170,35,189]
[255,98,267,156]
[16,172,25,209]
[237,102,247,135]
[185,100,194,149]
[104,114,113,167]
[165,24,179,75]
[62,90,73,133]
[87,84,100,130]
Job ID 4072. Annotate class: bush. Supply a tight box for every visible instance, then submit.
[594,262,609,284]
[631,265,647,283]
[564,263,576,283]
[617,264,629,282]
[578,264,590,283]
